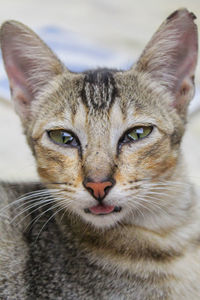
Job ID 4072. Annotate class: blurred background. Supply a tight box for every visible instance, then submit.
[0,0,200,185]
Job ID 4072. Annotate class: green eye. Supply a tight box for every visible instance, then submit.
[48,130,77,146]
[127,126,153,141]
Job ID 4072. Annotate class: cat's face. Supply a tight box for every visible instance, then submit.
[29,69,182,228]
[0,9,198,229]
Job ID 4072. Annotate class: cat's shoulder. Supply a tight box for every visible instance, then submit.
[0,181,45,228]
[0,181,44,201]
[0,181,44,249]
[0,182,43,294]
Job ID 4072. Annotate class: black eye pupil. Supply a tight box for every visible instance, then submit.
[61,132,73,143]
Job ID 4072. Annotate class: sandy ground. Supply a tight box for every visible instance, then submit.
[0,0,200,186]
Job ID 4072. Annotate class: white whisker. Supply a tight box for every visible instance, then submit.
[28,196,74,230]
[35,205,67,242]
[0,188,61,215]
[25,200,66,233]
[12,197,55,226]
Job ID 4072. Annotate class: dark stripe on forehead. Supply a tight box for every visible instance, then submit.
[81,68,119,111]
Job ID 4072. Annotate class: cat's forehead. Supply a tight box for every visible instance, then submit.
[67,68,140,125]
[80,69,119,112]
[66,68,157,116]
[78,69,170,115]
[35,68,173,132]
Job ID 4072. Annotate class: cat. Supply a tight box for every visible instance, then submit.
[0,8,200,300]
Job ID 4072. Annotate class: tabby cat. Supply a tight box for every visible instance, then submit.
[0,8,200,300]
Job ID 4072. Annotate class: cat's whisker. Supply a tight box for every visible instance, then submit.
[130,202,146,220]
[137,192,171,207]
[148,190,188,198]
[143,183,186,189]
[0,189,51,215]
[148,181,190,187]
[124,180,189,196]
[10,194,56,215]
[137,195,168,207]
[143,184,185,190]
[11,200,57,225]
[12,192,70,228]
[142,191,175,198]
[126,193,170,219]
[10,189,67,217]
[24,199,68,233]
[59,209,68,223]
[144,187,186,194]
[135,200,166,219]
[138,197,170,216]
[126,200,153,219]
[142,180,188,186]
[17,189,61,200]
[125,191,168,206]
[3,188,66,208]
[12,197,56,226]
[34,204,70,242]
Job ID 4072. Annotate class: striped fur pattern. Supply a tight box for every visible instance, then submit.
[0,8,200,299]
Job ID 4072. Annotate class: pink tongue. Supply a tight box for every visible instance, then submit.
[89,205,115,215]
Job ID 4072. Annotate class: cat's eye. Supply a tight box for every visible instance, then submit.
[127,126,153,141]
[47,130,79,148]
[119,125,153,149]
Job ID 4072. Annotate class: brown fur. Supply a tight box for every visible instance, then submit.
[0,8,200,299]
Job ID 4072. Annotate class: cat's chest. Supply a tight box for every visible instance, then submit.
[23,217,168,300]
[25,220,126,299]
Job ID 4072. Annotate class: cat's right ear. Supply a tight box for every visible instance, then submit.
[0,21,65,120]
[135,9,198,116]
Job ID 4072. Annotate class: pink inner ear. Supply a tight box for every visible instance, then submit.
[136,10,198,80]
[136,9,198,114]
[6,60,33,104]
[174,29,197,89]
[171,25,197,111]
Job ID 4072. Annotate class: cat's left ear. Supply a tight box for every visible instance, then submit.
[0,20,65,120]
[135,9,198,115]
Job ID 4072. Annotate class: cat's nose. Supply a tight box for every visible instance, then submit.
[83,179,115,202]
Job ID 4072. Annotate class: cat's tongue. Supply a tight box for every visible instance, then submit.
[89,205,115,215]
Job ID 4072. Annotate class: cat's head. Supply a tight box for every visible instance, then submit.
[0,9,198,230]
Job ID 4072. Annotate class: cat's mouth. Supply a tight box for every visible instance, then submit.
[84,205,121,215]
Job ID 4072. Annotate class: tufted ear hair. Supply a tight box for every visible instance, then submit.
[135,9,198,116]
[0,20,66,120]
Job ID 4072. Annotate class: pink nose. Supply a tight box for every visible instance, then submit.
[84,181,114,200]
